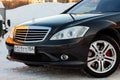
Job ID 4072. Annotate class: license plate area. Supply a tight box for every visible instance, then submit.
[14,45,35,54]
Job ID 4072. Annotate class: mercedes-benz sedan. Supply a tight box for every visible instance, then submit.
[6,0,120,77]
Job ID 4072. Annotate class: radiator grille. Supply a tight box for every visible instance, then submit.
[14,27,51,43]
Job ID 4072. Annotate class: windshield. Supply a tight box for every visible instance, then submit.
[67,0,120,14]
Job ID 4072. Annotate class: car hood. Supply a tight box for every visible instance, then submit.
[20,13,103,27]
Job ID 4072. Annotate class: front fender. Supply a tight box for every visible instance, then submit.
[84,20,118,37]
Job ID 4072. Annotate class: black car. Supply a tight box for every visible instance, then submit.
[6,0,120,77]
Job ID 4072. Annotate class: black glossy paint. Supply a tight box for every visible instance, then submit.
[6,0,120,66]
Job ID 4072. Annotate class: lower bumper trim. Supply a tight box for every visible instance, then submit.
[7,55,86,66]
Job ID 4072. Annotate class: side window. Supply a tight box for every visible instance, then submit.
[96,0,120,12]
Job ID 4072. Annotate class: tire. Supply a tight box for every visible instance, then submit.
[85,35,120,77]
[25,63,43,67]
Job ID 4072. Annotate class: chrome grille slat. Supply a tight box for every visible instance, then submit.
[27,33,47,34]
[15,35,26,37]
[27,32,47,34]
[15,37,26,40]
[14,27,51,43]
[16,33,27,34]
[16,35,45,38]
[25,37,44,38]
[26,38,43,40]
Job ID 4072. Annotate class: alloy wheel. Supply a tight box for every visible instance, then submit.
[87,40,117,73]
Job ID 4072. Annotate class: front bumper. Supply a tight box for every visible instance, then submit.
[7,55,85,66]
[6,36,93,66]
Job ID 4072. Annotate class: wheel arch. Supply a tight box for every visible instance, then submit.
[96,28,120,46]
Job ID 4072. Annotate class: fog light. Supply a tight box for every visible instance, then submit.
[61,54,69,60]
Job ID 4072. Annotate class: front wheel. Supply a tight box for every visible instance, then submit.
[85,35,120,77]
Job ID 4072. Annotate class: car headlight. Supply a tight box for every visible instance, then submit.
[50,26,89,40]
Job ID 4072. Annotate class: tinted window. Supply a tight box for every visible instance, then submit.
[96,0,120,12]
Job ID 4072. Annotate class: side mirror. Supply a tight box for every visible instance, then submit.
[7,19,11,27]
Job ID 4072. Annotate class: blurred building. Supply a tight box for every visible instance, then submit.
[29,0,79,3]
[2,0,79,9]
[2,0,29,9]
